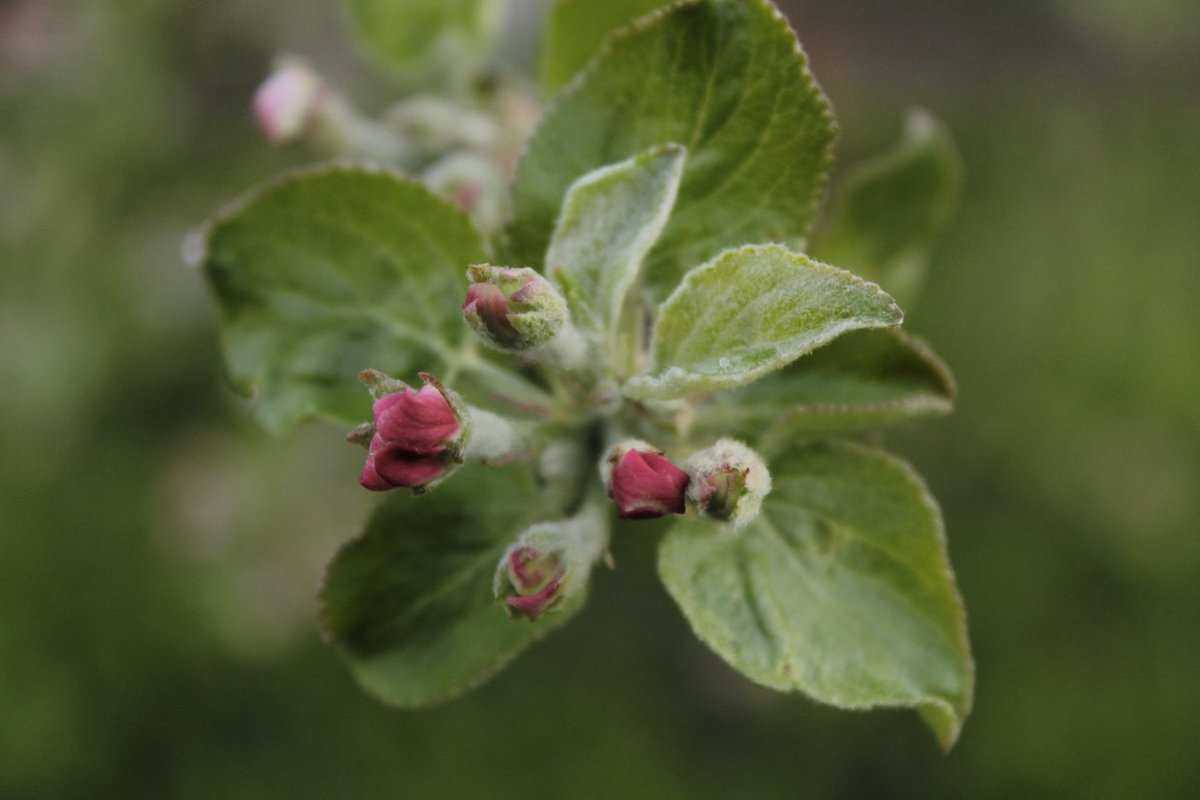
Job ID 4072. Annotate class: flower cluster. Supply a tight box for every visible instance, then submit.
[346,269,774,622]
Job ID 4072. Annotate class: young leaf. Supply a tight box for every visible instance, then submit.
[699,328,956,440]
[659,440,973,749]
[624,245,902,401]
[510,0,835,295]
[342,0,499,74]
[544,144,686,353]
[540,0,669,94]
[812,108,962,306]
[320,465,587,708]
[199,166,485,433]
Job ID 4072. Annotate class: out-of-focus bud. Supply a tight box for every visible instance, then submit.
[496,545,566,621]
[462,265,568,353]
[602,440,689,519]
[253,63,325,145]
[422,151,505,231]
[355,372,470,492]
[684,438,772,529]
[385,95,502,157]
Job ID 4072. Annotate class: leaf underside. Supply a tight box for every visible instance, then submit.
[545,143,686,340]
[625,244,902,400]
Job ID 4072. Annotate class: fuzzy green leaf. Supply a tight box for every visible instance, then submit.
[510,0,835,294]
[813,108,962,305]
[659,440,973,749]
[199,166,485,433]
[624,245,902,400]
[700,328,956,440]
[320,465,585,708]
[545,144,686,348]
[342,0,499,73]
[540,0,669,95]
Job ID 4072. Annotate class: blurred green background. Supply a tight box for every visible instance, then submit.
[2,0,1197,797]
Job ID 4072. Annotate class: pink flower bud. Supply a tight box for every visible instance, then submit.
[606,446,689,519]
[253,64,322,145]
[462,265,568,353]
[500,545,566,621]
[358,380,464,492]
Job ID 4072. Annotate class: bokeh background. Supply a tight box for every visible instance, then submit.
[2,0,1197,797]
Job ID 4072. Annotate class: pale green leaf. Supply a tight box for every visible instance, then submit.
[510,0,835,294]
[812,108,962,306]
[540,0,669,95]
[659,440,973,749]
[319,465,585,707]
[700,328,956,439]
[200,166,484,433]
[624,245,902,400]
[545,144,686,350]
[342,0,499,73]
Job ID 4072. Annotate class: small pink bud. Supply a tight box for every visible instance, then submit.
[356,377,465,492]
[462,265,568,353]
[684,439,772,529]
[500,545,566,621]
[607,446,689,519]
[253,64,322,145]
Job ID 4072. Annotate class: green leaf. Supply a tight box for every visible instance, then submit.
[700,328,956,440]
[624,245,902,400]
[510,0,835,294]
[659,440,973,749]
[320,465,585,707]
[812,108,962,306]
[545,143,686,352]
[342,0,499,74]
[199,166,485,433]
[540,0,669,95]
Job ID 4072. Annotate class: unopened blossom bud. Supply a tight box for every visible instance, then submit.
[603,440,689,520]
[493,503,608,621]
[684,439,772,529]
[462,265,569,353]
[356,372,469,492]
[496,545,566,621]
[253,63,324,145]
[422,151,505,231]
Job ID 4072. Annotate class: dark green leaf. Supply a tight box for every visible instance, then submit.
[510,0,835,294]
[540,0,669,95]
[320,465,584,707]
[700,328,956,440]
[813,108,962,305]
[342,0,499,74]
